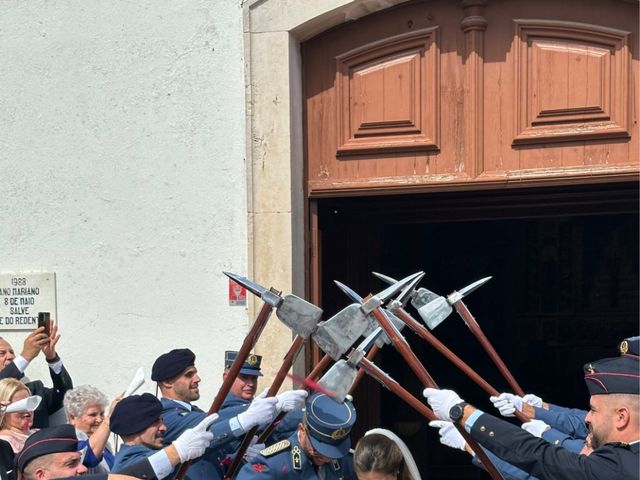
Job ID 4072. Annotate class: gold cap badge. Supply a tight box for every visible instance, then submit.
[331,428,347,440]
[620,340,629,354]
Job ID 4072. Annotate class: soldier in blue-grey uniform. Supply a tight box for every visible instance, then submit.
[17,423,178,480]
[153,348,279,480]
[218,351,306,450]
[110,393,217,478]
[237,392,357,480]
[424,347,640,480]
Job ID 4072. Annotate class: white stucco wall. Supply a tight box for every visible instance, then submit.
[0,1,248,406]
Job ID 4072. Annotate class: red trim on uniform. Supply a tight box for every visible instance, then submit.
[584,377,608,392]
[621,353,640,359]
[585,372,640,379]
[16,437,76,463]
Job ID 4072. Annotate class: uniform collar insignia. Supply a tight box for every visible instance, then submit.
[291,445,302,470]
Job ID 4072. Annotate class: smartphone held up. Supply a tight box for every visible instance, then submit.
[37,312,50,337]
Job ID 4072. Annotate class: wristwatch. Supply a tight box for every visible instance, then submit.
[449,402,468,423]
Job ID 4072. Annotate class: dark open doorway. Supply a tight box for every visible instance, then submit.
[312,182,639,479]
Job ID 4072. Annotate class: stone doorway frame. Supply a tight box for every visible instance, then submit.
[242,0,409,380]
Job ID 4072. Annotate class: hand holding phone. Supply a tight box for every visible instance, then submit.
[37,312,51,337]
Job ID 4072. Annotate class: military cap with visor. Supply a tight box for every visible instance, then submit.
[304,392,356,459]
[17,424,78,470]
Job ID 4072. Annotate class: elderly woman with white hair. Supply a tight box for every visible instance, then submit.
[64,385,121,474]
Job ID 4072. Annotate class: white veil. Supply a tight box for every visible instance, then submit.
[364,428,422,480]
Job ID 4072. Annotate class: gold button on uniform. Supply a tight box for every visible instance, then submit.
[489,431,495,437]
[480,426,486,432]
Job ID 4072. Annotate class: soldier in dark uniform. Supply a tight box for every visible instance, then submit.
[423,350,640,480]
[489,336,640,444]
[237,393,357,480]
[218,351,307,447]
[109,393,217,479]
[152,348,279,480]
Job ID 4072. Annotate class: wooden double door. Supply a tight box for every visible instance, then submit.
[301,1,638,478]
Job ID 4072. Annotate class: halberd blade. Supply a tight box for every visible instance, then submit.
[395,272,425,307]
[417,296,452,330]
[317,360,357,402]
[457,276,492,298]
[372,271,396,285]
[375,272,423,304]
[223,272,281,307]
[223,272,267,297]
[276,295,323,338]
[374,271,439,310]
[334,280,364,304]
[312,304,369,360]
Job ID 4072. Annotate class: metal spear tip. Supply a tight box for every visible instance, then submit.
[222,271,268,298]
[394,272,425,307]
[375,271,424,304]
[371,271,397,285]
[357,326,385,353]
[447,276,492,304]
[459,276,492,296]
[333,280,364,304]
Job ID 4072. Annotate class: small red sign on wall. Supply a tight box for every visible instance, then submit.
[229,278,247,306]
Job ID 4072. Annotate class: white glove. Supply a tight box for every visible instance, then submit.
[422,388,463,421]
[172,413,217,462]
[275,390,308,413]
[237,388,278,431]
[521,419,550,438]
[490,393,523,417]
[429,420,466,451]
[522,393,543,408]
[244,435,266,462]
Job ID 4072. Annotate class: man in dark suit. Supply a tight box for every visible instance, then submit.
[423,350,640,480]
[0,320,73,428]
[0,438,14,480]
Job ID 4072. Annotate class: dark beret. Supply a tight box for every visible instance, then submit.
[225,350,263,377]
[151,348,196,381]
[17,424,77,470]
[110,393,163,436]
[584,355,640,395]
[619,336,639,357]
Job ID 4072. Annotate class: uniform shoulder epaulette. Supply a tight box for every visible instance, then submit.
[260,439,290,457]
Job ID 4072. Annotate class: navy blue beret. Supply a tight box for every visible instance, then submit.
[225,350,263,377]
[304,393,356,459]
[110,393,163,436]
[151,348,195,381]
[584,355,640,395]
[17,424,77,470]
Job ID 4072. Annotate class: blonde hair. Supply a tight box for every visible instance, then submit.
[0,378,31,428]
